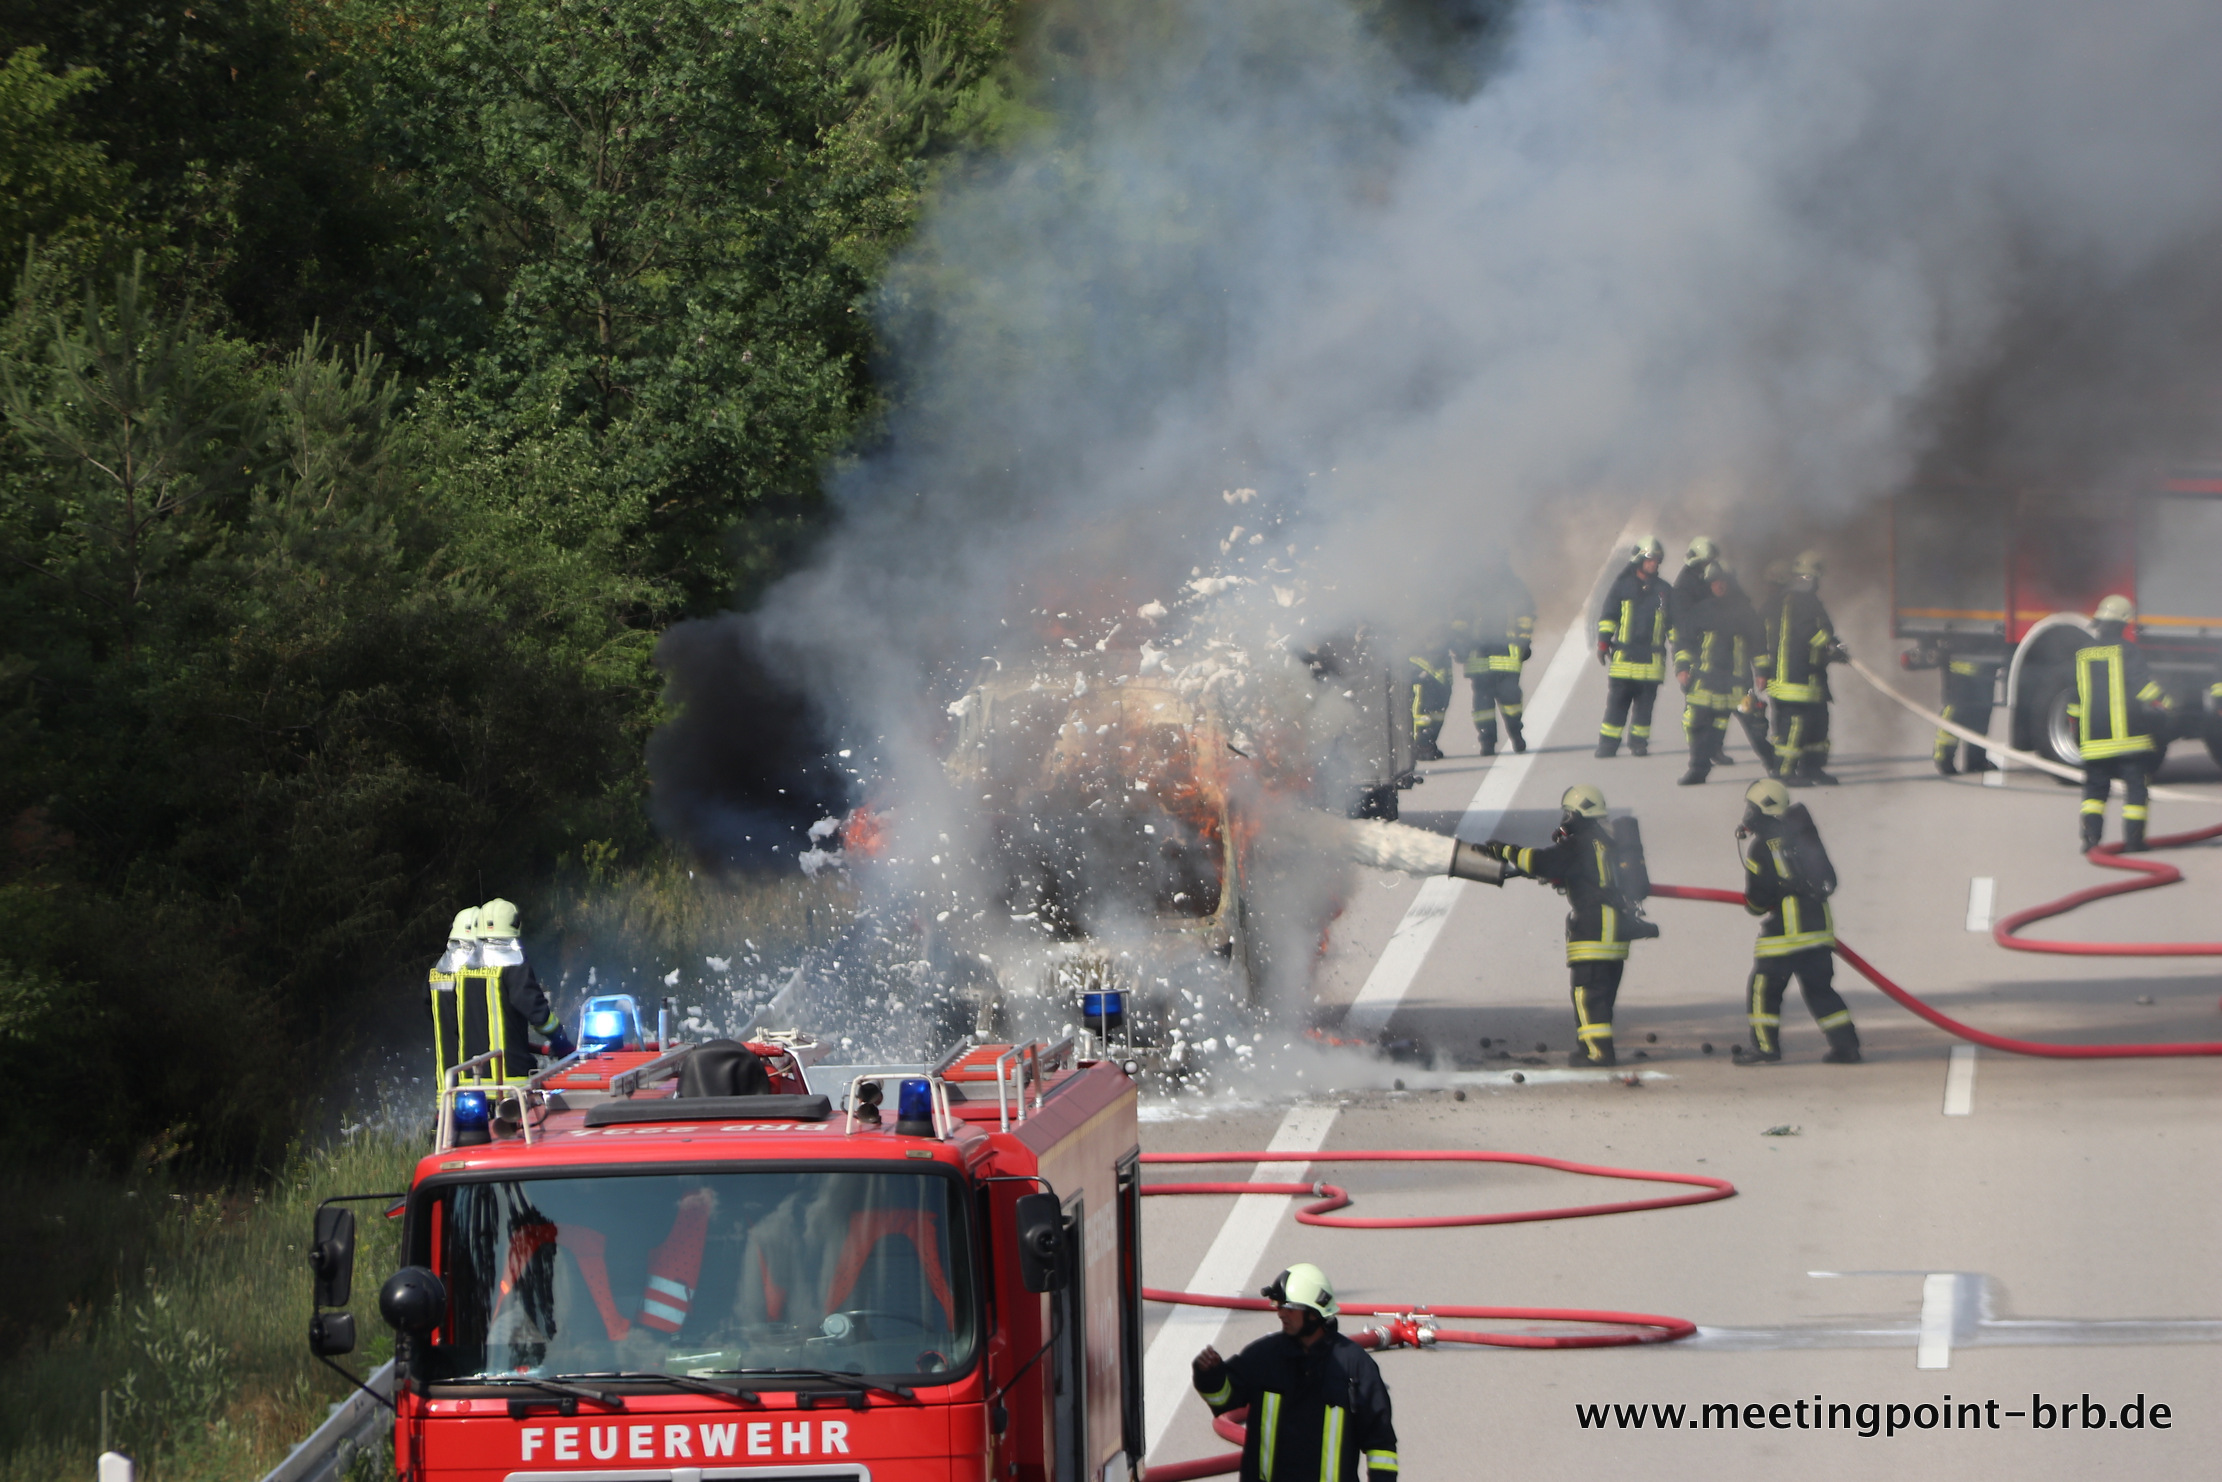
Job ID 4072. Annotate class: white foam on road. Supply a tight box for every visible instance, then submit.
[1942,1045,1977,1117]
[1917,1273,1960,1368]
[1141,1103,1339,1457]
[1964,876,1995,932]
[1341,610,1592,1037]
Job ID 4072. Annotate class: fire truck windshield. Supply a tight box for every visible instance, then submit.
[422,1168,976,1387]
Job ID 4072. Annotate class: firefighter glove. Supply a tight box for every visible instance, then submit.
[545,1028,577,1060]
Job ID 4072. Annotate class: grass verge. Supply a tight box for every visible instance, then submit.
[0,1130,420,1482]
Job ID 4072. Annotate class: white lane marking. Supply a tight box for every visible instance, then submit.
[1942,1045,1976,1117]
[1341,610,1591,1036]
[1964,877,1995,932]
[1141,1104,1338,1457]
[1916,1273,1959,1368]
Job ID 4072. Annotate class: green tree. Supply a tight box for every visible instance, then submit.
[0,47,125,268]
[380,0,1018,607]
[2,258,259,659]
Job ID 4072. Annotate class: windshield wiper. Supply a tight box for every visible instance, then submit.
[550,1371,761,1404]
[447,1375,626,1412]
[694,1367,916,1403]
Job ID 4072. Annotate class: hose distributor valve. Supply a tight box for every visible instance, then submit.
[1364,1313,1439,1351]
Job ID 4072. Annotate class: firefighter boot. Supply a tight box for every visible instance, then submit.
[1629,732,1650,757]
[1506,715,1527,754]
[1477,720,1498,757]
[1731,1043,1781,1066]
[1934,743,1958,776]
[2124,816,2148,853]
[2079,810,2103,853]
[1822,1023,1863,1064]
[1680,735,1711,785]
[1595,733,1621,758]
[1569,1040,1616,1069]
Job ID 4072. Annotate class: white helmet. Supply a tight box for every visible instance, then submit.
[448,907,480,942]
[1262,1262,1339,1320]
[2094,594,2135,624]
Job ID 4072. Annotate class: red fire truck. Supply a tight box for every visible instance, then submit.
[1890,470,2222,768]
[306,1034,1145,1482]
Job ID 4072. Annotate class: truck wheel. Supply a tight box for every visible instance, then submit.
[2023,674,2081,778]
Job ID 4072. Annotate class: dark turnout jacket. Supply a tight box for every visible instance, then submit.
[1493,817,1633,964]
[1196,1329,1399,1481]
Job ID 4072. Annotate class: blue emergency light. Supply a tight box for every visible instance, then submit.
[452,1090,490,1129]
[1082,990,1126,1031]
[894,1078,936,1138]
[578,993,641,1051]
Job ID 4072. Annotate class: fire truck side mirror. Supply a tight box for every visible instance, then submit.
[1013,1193,1070,1293]
[380,1266,450,1333]
[308,1311,357,1358]
[309,1206,357,1309]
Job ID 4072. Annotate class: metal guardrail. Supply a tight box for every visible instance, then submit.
[257,1359,393,1482]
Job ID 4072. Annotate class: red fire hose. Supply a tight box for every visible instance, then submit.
[1992,821,2222,956]
[1652,832,2222,1057]
[1138,1151,1734,1479]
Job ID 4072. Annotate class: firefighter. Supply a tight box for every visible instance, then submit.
[2073,594,2172,853]
[1670,535,1719,632]
[471,898,575,1079]
[1673,562,1765,786]
[1734,779,1861,1065]
[1455,563,1536,756]
[428,907,480,1103]
[1483,784,1647,1066]
[1595,536,1672,757]
[1192,1262,1399,1482]
[1406,630,1455,762]
[1739,559,1790,773]
[1756,550,1846,786]
[1900,642,2002,775]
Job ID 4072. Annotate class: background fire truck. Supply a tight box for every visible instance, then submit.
[307,1024,1146,1482]
[1891,470,2222,769]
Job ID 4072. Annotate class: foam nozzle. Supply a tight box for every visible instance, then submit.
[1447,840,1506,885]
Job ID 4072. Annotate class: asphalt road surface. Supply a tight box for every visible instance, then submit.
[1136,568,2222,1480]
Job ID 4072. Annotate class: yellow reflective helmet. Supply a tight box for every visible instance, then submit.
[1633,535,1666,563]
[1560,783,1608,819]
[1686,535,1718,563]
[449,907,480,941]
[1744,778,1791,817]
[1262,1262,1339,1320]
[2094,594,2136,624]
[478,898,521,938]
[1790,549,1825,579]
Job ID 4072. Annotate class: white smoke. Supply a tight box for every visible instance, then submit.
[669,0,2222,1053]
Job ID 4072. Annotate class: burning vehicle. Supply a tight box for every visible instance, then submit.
[905,626,1417,1065]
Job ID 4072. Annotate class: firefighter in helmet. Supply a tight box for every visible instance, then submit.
[1670,536,1719,635]
[428,907,481,1104]
[1406,626,1456,762]
[1672,561,1766,785]
[1453,559,1537,756]
[1755,550,1846,786]
[468,898,575,1080]
[1193,1262,1399,1482]
[1483,784,1653,1067]
[2073,595,2172,853]
[1734,779,1860,1065]
[1900,642,2002,775]
[1595,536,1672,757]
